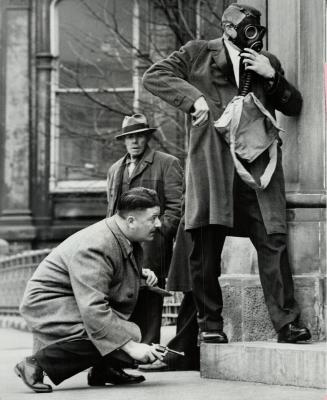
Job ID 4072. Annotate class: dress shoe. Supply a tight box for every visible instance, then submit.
[87,366,145,386]
[14,357,52,393]
[199,331,228,344]
[138,359,169,372]
[278,322,312,343]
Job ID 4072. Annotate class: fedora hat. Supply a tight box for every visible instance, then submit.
[115,113,156,139]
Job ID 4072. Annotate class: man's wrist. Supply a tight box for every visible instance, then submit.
[121,340,136,354]
[266,68,276,81]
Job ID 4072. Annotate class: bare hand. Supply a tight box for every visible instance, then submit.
[191,96,209,126]
[121,341,164,363]
[142,268,158,287]
[240,48,275,79]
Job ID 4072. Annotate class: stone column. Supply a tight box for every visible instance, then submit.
[30,0,53,239]
[0,0,35,249]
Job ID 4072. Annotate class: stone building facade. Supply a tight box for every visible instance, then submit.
[0,1,325,339]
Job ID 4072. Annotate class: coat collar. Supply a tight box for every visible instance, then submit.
[208,38,236,85]
[123,146,155,181]
[105,216,133,258]
[105,216,142,273]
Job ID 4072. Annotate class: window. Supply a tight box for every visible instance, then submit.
[50,0,136,192]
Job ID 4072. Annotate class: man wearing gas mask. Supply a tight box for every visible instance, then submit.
[143,3,311,345]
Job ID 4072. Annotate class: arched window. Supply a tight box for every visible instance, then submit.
[50,0,137,191]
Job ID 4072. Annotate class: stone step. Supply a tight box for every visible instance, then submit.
[200,341,327,389]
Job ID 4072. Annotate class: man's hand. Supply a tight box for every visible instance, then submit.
[191,96,209,126]
[142,268,158,287]
[240,48,276,80]
[121,341,164,363]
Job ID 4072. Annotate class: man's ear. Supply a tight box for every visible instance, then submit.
[126,215,135,226]
[224,24,236,39]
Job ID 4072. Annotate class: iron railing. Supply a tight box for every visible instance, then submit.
[0,249,181,324]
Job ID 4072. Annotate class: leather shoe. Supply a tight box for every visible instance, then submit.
[199,331,228,344]
[278,322,312,343]
[138,359,169,372]
[87,366,145,386]
[14,357,52,393]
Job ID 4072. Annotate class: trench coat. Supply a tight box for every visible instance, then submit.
[20,217,142,356]
[106,146,183,280]
[143,38,302,234]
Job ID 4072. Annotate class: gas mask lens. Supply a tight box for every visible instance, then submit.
[244,25,259,40]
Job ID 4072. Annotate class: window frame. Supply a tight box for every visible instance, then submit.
[49,0,138,193]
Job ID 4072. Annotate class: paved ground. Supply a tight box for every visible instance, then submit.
[0,328,325,400]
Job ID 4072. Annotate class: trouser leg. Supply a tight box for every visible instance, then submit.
[34,338,135,386]
[165,292,199,370]
[249,224,300,331]
[234,174,300,332]
[189,226,227,332]
[130,279,164,344]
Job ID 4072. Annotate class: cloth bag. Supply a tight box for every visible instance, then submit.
[214,92,284,190]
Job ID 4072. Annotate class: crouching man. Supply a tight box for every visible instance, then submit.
[15,187,164,393]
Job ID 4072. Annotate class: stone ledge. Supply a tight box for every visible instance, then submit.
[201,341,327,389]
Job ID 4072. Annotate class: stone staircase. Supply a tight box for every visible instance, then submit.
[200,233,326,390]
[201,341,327,389]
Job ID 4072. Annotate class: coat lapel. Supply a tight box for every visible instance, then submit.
[112,156,127,213]
[208,38,236,86]
[129,146,155,182]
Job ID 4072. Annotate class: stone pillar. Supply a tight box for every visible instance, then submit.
[0,0,35,249]
[269,0,326,338]
[31,0,53,238]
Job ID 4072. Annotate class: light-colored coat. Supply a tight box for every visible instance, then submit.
[20,217,142,356]
[143,38,302,234]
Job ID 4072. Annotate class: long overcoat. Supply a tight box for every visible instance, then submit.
[20,217,142,356]
[107,146,183,280]
[143,38,302,234]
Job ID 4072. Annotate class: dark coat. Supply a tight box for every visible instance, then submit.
[20,217,142,356]
[143,38,302,234]
[166,216,192,292]
[107,147,183,280]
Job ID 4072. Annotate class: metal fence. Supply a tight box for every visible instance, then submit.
[0,250,51,315]
[0,249,181,324]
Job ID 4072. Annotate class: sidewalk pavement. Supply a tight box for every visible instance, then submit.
[0,327,325,400]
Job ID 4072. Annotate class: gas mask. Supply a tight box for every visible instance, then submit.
[230,16,266,52]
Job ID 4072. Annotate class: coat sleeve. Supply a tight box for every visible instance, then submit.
[68,245,141,356]
[143,41,205,113]
[160,157,183,238]
[263,53,303,116]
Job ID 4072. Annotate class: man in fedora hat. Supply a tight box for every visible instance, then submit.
[107,113,183,345]
[143,3,311,345]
